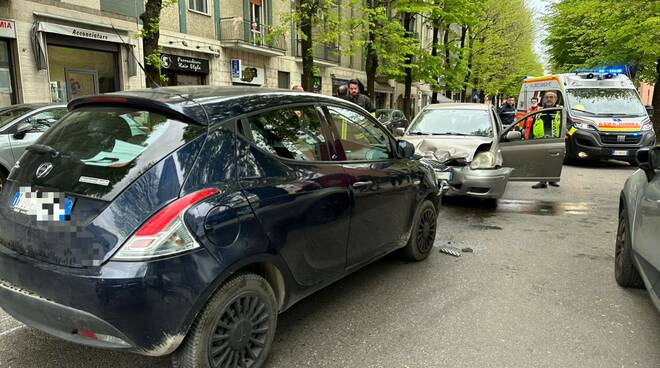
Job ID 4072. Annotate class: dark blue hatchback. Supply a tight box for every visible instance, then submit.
[0,87,439,367]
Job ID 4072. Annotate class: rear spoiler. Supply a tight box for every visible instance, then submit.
[68,95,208,126]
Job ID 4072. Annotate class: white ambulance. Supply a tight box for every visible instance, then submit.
[517,70,655,164]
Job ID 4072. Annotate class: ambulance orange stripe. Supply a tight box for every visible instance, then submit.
[524,76,561,84]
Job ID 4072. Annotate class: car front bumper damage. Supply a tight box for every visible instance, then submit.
[445,166,513,199]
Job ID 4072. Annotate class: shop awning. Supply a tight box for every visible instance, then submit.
[31,21,136,75]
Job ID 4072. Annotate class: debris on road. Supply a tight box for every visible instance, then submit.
[439,247,462,257]
[462,247,474,253]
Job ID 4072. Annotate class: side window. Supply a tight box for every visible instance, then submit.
[247,106,331,161]
[327,106,392,161]
[24,108,68,132]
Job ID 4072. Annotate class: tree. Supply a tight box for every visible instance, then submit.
[139,0,177,86]
[545,0,660,128]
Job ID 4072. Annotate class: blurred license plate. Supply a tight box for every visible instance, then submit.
[11,190,75,221]
[436,171,453,181]
[612,150,628,156]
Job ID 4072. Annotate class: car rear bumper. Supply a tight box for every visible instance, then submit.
[446,167,513,199]
[566,129,656,161]
[0,245,223,356]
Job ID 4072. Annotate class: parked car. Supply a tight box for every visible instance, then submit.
[375,108,409,132]
[0,87,439,367]
[0,103,68,191]
[397,103,566,199]
[615,147,660,312]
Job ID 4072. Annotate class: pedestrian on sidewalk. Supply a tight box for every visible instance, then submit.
[498,96,517,127]
[346,79,375,113]
[337,84,349,100]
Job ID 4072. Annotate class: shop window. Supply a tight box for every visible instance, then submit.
[189,0,208,13]
[0,40,13,107]
[47,45,118,103]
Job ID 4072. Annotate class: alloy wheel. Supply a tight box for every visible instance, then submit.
[416,207,437,253]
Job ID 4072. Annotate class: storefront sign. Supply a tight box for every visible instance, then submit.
[230,59,241,79]
[0,19,16,39]
[161,53,209,74]
[37,22,132,44]
[231,65,265,86]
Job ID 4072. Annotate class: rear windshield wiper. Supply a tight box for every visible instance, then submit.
[26,144,60,158]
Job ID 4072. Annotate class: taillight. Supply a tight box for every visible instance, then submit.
[112,189,219,261]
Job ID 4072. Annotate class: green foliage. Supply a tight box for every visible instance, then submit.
[470,0,543,97]
[545,0,660,84]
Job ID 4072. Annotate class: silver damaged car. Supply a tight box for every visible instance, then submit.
[398,103,567,199]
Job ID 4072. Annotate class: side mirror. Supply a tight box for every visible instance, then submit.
[394,127,405,137]
[637,147,660,180]
[397,140,415,159]
[505,131,522,141]
[646,105,654,119]
[13,122,32,139]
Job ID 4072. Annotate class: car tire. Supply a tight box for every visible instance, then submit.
[614,209,644,288]
[172,273,278,368]
[401,199,437,261]
[0,171,5,193]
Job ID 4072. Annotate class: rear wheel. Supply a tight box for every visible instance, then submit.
[614,209,644,288]
[172,273,278,368]
[401,199,437,261]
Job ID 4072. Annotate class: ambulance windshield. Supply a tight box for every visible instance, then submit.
[566,88,646,118]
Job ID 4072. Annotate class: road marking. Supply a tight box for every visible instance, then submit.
[0,325,25,337]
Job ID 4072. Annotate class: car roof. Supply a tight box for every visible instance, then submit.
[1,103,65,110]
[423,103,490,111]
[68,86,363,125]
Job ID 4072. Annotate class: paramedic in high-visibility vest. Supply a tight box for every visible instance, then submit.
[531,91,561,189]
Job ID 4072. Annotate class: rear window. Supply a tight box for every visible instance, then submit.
[11,107,205,200]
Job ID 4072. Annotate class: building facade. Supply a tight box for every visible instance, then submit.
[0,0,431,114]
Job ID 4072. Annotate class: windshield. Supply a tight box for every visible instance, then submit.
[408,109,493,137]
[566,88,646,118]
[375,110,392,121]
[0,106,35,128]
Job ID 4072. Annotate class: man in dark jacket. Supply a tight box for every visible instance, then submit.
[498,96,517,126]
[346,79,375,113]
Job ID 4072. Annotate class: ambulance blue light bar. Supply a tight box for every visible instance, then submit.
[573,68,624,74]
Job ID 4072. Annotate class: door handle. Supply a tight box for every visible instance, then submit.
[352,181,373,188]
[549,151,561,157]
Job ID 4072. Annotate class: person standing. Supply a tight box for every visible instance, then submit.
[520,97,540,139]
[346,79,375,113]
[497,96,517,127]
[337,84,349,100]
[531,91,562,189]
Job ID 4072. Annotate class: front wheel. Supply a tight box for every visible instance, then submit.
[0,171,5,193]
[172,273,278,368]
[614,209,644,288]
[401,199,437,261]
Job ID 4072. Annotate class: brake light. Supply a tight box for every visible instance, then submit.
[112,189,219,261]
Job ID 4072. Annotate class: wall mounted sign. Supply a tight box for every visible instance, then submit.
[161,53,209,74]
[231,65,265,86]
[0,19,16,39]
[230,59,241,79]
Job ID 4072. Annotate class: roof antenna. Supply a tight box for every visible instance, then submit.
[111,24,161,89]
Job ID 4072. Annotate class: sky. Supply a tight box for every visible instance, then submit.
[525,0,559,74]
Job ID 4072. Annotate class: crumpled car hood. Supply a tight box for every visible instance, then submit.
[403,135,494,162]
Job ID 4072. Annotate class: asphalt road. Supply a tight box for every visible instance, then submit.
[1,162,659,368]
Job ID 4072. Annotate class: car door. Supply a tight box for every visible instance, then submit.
[634,153,660,276]
[322,104,420,268]
[7,107,68,161]
[499,107,566,181]
[236,104,352,287]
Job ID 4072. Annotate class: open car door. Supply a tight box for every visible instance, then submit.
[499,107,566,182]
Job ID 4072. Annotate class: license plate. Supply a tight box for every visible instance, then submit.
[612,150,628,156]
[11,189,75,221]
[436,171,453,181]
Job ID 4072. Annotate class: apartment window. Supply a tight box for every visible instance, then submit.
[277,71,290,89]
[189,0,208,13]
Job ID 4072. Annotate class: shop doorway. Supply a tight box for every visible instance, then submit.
[0,39,14,107]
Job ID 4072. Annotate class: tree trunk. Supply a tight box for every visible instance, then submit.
[443,24,451,99]
[430,23,439,104]
[462,31,474,102]
[298,0,314,92]
[365,0,378,101]
[652,58,660,132]
[403,13,413,119]
[140,0,163,87]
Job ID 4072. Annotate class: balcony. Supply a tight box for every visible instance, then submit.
[219,17,287,57]
[296,40,340,67]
